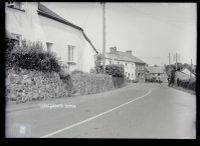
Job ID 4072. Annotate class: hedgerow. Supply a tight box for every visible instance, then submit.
[6,39,60,73]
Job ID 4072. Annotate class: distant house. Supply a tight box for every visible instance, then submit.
[5,2,98,73]
[145,66,167,82]
[104,47,147,81]
[175,67,196,83]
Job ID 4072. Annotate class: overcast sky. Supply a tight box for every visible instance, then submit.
[42,2,197,66]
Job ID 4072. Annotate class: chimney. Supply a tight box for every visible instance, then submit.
[126,50,132,55]
[110,46,117,53]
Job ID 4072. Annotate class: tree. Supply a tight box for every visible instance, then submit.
[175,62,183,71]
[95,54,104,73]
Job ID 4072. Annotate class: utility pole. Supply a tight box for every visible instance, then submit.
[168,53,171,65]
[190,59,192,78]
[102,2,106,73]
[175,52,177,71]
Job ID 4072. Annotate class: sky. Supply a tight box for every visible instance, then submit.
[42,2,197,66]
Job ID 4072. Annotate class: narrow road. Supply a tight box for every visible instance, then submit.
[6,83,196,138]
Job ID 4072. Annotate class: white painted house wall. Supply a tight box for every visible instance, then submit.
[124,62,136,80]
[5,2,47,49]
[38,14,82,71]
[5,2,97,73]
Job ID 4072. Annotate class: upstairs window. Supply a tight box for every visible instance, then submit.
[68,45,75,62]
[7,2,24,10]
[7,2,15,8]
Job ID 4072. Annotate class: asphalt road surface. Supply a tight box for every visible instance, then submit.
[6,83,196,138]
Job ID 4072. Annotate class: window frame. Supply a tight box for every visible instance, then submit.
[68,45,75,62]
[6,2,25,12]
[46,42,53,52]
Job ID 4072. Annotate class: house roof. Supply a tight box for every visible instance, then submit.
[37,3,98,53]
[180,68,196,77]
[146,66,164,74]
[105,51,146,64]
[38,3,83,31]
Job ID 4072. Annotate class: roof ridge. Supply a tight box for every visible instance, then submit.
[37,3,98,53]
[107,50,145,64]
[38,3,83,31]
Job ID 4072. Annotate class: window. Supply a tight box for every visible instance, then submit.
[7,2,24,10]
[68,45,75,62]
[7,2,14,8]
[109,61,112,64]
[46,42,53,52]
[125,63,127,68]
[11,33,22,46]
[117,61,119,65]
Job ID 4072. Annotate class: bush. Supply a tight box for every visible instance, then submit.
[59,69,74,95]
[96,65,104,74]
[188,80,196,91]
[95,54,104,74]
[7,40,61,73]
[5,38,18,69]
[177,79,196,91]
[105,64,124,77]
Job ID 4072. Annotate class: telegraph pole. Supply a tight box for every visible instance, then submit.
[168,53,171,65]
[102,2,106,73]
[175,52,177,70]
[190,59,192,78]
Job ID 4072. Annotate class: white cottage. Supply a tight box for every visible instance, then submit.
[5,2,98,72]
[105,47,146,81]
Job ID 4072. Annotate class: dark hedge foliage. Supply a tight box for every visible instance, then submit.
[6,39,61,73]
[105,64,125,87]
[105,64,124,77]
[177,79,196,91]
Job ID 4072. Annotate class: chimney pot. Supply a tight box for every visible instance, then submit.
[126,50,132,55]
[110,46,117,53]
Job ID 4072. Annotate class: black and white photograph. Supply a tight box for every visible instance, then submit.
[5,2,197,138]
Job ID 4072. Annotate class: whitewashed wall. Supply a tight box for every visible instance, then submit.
[5,2,97,73]
[5,2,47,49]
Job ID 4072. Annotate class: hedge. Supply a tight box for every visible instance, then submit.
[177,78,196,91]
[6,39,61,73]
[105,64,124,77]
[70,72,114,95]
[6,68,115,103]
